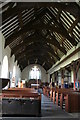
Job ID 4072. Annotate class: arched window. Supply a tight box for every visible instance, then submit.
[12,66,16,78]
[1,56,8,78]
[29,66,41,79]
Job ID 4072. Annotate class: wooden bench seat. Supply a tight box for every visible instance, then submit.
[60,92,80,112]
[2,92,40,98]
[52,88,80,113]
[43,87,50,97]
[2,88,41,116]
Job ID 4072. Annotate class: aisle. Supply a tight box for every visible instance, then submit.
[2,94,80,120]
[41,94,78,118]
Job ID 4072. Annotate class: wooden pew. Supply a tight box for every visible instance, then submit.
[43,87,80,113]
[52,88,78,105]
[60,91,80,112]
[43,86,50,97]
[52,88,80,113]
[53,90,56,104]
[8,87,35,90]
[2,88,41,116]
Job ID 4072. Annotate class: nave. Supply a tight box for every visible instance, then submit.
[0,2,80,120]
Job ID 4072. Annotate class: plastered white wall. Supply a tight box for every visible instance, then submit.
[0,33,21,86]
[0,32,2,77]
[21,64,48,82]
[71,71,74,83]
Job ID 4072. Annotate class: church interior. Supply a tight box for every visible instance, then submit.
[0,1,80,120]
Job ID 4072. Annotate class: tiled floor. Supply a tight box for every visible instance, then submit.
[2,94,80,120]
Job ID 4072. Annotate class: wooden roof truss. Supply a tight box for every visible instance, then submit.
[1,2,80,71]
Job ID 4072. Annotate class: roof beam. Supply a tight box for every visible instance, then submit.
[18,54,53,69]
[68,17,79,33]
[47,8,77,46]
[18,12,23,28]
[18,53,53,69]
[11,34,37,55]
[1,1,12,9]
[16,50,55,64]
[37,31,67,54]
[3,2,80,19]
[11,31,66,56]
[28,56,53,67]
[17,51,55,65]
[2,2,31,23]
[5,22,67,47]
[4,8,47,47]
[15,42,60,60]
[35,2,80,18]
[5,7,78,47]
[16,48,57,62]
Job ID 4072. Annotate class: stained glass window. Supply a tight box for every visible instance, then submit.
[29,66,41,79]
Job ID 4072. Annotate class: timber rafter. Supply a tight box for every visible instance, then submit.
[1,2,80,71]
